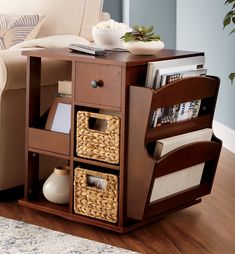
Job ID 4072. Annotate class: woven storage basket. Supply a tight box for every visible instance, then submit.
[76,111,120,164]
[74,167,118,223]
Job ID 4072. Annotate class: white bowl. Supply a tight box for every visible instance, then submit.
[92,27,130,49]
[124,40,165,55]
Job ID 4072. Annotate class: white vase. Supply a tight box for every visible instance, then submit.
[42,166,70,204]
[124,40,164,55]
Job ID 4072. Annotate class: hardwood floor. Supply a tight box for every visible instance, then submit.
[0,148,234,254]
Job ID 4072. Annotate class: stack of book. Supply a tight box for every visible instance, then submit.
[145,56,207,127]
[145,55,206,89]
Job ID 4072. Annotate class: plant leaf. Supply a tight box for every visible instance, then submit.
[121,24,161,42]
[223,16,231,28]
[229,28,235,34]
[146,25,154,34]
[229,72,235,84]
[132,25,140,32]
[225,0,235,4]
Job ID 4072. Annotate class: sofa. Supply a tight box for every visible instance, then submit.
[0,0,109,192]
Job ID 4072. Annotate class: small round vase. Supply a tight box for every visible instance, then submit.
[124,40,164,55]
[42,166,70,204]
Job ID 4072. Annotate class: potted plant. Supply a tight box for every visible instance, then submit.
[121,25,164,55]
[223,0,235,83]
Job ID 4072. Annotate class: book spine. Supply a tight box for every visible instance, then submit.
[154,70,161,89]
[154,141,163,160]
[145,63,155,88]
[153,108,163,127]
[159,75,167,87]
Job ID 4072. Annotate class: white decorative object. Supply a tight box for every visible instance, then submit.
[124,40,164,55]
[92,19,131,49]
[51,103,71,134]
[43,166,70,204]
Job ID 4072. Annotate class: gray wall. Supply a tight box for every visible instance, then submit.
[176,0,235,130]
[103,0,176,49]
[103,0,122,22]
[128,0,176,49]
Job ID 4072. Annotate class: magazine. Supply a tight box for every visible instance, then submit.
[145,55,205,89]
[147,56,206,128]
[151,99,201,128]
[159,68,207,87]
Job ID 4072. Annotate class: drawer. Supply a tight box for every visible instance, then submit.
[75,62,122,108]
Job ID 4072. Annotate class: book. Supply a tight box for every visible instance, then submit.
[69,43,106,56]
[145,55,205,89]
[58,80,72,96]
[154,128,213,160]
[149,128,213,203]
[155,65,205,89]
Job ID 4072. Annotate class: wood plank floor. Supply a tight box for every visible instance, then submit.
[0,148,234,254]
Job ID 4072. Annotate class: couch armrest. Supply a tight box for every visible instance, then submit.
[0,49,71,92]
[0,49,27,92]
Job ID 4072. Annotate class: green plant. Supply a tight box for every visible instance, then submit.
[223,0,235,83]
[121,25,161,42]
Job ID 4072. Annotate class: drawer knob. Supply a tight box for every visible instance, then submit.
[91,80,103,88]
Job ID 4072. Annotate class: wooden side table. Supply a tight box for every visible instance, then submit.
[18,48,221,232]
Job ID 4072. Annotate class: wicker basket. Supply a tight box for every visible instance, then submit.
[73,167,118,223]
[76,111,120,164]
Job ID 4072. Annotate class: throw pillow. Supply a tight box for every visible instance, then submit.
[0,14,45,50]
[10,34,90,49]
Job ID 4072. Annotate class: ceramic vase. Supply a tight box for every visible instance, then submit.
[124,40,164,55]
[42,166,70,204]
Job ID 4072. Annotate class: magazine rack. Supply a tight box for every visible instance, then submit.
[127,76,222,220]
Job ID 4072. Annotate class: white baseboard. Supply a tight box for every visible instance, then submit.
[213,120,235,154]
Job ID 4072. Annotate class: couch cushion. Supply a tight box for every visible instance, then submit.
[0,14,45,49]
[0,0,104,41]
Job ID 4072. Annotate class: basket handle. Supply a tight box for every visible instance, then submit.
[85,112,116,134]
[86,174,107,190]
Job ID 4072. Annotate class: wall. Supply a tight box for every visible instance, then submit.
[103,0,122,22]
[176,0,235,130]
[123,0,176,49]
[176,0,235,152]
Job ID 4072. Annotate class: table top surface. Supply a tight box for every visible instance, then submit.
[22,48,204,66]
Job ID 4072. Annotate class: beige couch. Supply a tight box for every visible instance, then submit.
[0,0,108,191]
